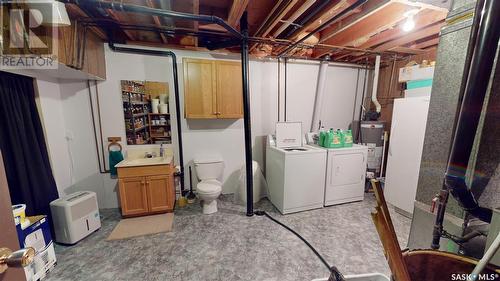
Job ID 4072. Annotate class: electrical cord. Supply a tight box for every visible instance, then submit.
[255,210,345,281]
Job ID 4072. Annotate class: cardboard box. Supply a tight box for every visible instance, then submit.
[16,216,57,281]
[24,242,56,281]
[399,65,435,82]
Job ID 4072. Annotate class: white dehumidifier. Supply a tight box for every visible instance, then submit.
[50,191,101,244]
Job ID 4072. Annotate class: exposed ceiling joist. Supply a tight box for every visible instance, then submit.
[289,0,359,41]
[374,21,444,51]
[253,0,288,36]
[107,9,136,41]
[410,37,439,49]
[321,2,409,47]
[318,0,392,42]
[260,0,299,37]
[65,4,107,39]
[357,9,446,49]
[228,0,250,28]
[146,0,168,43]
[388,46,426,54]
[272,0,316,38]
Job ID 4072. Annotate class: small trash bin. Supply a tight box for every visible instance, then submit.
[234,161,267,204]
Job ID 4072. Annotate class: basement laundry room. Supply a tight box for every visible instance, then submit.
[0,0,499,280]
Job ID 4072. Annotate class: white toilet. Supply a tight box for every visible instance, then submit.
[194,157,224,214]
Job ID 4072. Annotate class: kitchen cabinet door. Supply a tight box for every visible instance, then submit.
[216,61,243,118]
[183,58,217,118]
[118,177,149,216]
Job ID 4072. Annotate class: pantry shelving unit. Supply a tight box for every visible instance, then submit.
[148,113,171,144]
[122,80,150,145]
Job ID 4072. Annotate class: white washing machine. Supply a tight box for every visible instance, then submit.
[266,122,327,214]
[311,144,368,206]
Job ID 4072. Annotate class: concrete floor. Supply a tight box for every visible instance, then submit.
[45,194,411,281]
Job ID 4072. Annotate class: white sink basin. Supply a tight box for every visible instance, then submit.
[115,156,172,168]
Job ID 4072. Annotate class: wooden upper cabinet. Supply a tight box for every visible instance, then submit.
[56,22,106,80]
[183,58,243,119]
[216,61,243,118]
[183,58,217,118]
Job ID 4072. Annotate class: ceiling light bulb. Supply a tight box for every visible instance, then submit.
[402,16,415,32]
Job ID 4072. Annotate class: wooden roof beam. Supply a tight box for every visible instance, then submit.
[146,0,168,44]
[272,0,316,38]
[228,0,250,28]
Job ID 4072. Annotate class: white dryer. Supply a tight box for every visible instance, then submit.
[316,144,368,206]
[266,122,326,214]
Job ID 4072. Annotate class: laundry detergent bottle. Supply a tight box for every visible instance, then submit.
[330,129,343,148]
[324,128,333,148]
[343,129,353,147]
[318,126,326,147]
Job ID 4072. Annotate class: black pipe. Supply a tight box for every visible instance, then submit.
[431,0,499,249]
[280,0,333,39]
[82,20,233,39]
[278,0,368,57]
[107,42,186,195]
[65,0,242,38]
[240,12,254,216]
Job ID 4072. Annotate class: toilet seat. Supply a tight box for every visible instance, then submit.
[197,180,221,194]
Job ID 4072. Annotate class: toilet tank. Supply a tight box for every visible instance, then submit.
[194,157,224,180]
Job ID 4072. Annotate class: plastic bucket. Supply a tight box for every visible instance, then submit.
[12,204,26,225]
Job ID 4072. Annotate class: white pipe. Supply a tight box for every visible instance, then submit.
[470,232,500,281]
[310,60,329,132]
[372,55,381,113]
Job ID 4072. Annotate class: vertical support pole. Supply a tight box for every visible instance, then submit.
[240,12,254,216]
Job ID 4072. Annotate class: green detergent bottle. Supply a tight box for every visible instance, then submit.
[343,129,353,147]
[324,129,333,148]
[330,129,343,148]
[318,126,326,147]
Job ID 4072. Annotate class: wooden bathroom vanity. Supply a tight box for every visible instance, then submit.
[115,157,175,217]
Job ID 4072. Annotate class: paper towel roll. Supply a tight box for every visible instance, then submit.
[152,99,160,114]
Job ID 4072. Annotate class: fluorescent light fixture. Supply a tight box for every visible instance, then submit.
[28,0,71,26]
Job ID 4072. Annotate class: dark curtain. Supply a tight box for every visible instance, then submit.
[0,71,59,219]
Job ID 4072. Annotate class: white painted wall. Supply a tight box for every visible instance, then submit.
[35,78,73,195]
[18,45,367,209]
[286,61,366,134]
